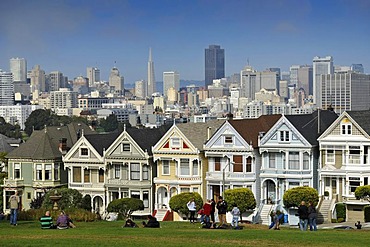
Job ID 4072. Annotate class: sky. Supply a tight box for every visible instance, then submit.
[0,0,369,84]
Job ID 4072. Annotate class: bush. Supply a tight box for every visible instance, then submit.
[30,195,45,209]
[17,208,96,222]
[364,205,370,222]
[335,203,346,221]
[331,219,337,223]
[169,192,203,215]
[81,195,92,212]
[107,198,144,219]
[283,186,319,208]
[42,188,83,210]
[224,188,256,212]
[355,185,370,199]
[337,218,345,223]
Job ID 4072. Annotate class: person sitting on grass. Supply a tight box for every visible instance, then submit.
[56,211,76,229]
[40,211,56,229]
[123,218,138,228]
[142,215,160,228]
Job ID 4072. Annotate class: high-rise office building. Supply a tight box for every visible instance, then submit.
[9,58,27,82]
[30,65,46,93]
[50,88,78,110]
[87,67,100,86]
[0,70,14,106]
[135,80,146,99]
[109,66,124,95]
[147,48,156,97]
[205,45,225,88]
[351,64,364,74]
[321,72,370,114]
[163,71,180,98]
[313,56,333,107]
[297,66,313,96]
[48,71,66,92]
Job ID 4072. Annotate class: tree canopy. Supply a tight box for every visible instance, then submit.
[283,186,319,208]
[355,185,370,199]
[224,188,256,212]
[42,188,83,210]
[107,198,144,219]
[99,114,119,132]
[169,192,203,215]
[0,117,21,139]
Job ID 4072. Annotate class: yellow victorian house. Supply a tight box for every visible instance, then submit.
[152,120,224,220]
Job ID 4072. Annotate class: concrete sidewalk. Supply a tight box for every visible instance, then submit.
[282,221,370,230]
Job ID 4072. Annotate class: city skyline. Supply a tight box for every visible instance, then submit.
[0,0,369,84]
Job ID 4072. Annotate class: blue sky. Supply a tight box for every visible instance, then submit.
[0,0,369,84]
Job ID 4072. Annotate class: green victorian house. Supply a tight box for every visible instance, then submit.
[2,122,93,212]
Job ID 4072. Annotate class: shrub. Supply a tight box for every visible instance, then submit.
[17,208,96,222]
[337,218,345,223]
[283,186,319,208]
[224,188,256,212]
[355,185,370,199]
[331,219,337,223]
[42,188,83,210]
[81,195,92,212]
[364,205,370,222]
[169,192,203,215]
[335,203,346,221]
[30,195,45,209]
[107,198,144,219]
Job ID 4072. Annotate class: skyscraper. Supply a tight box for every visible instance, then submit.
[205,45,225,88]
[48,71,65,92]
[135,80,146,99]
[351,64,364,74]
[9,57,27,83]
[0,69,14,106]
[30,65,46,93]
[147,48,156,97]
[109,66,124,95]
[87,67,100,86]
[163,71,180,98]
[313,56,333,107]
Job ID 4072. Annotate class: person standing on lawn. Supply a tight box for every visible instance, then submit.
[187,198,197,223]
[9,191,20,226]
[298,201,309,231]
[216,196,228,227]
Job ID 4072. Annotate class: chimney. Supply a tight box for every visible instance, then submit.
[59,138,67,153]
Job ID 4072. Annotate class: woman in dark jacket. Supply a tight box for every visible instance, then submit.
[308,201,317,231]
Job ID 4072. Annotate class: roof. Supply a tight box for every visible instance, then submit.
[6,122,93,160]
[176,120,225,150]
[286,110,338,145]
[346,110,370,135]
[229,115,282,147]
[84,131,121,156]
[0,134,17,153]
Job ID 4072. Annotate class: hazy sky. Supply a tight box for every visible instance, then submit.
[0,0,369,84]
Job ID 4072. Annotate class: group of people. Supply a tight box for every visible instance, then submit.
[297,201,317,231]
[122,215,160,228]
[187,196,241,229]
[40,211,76,229]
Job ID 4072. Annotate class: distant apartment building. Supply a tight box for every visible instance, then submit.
[321,72,370,114]
[0,70,14,106]
[47,71,67,92]
[135,80,146,99]
[9,58,27,83]
[0,105,42,129]
[313,56,333,107]
[208,78,228,98]
[205,45,225,88]
[78,97,111,110]
[50,88,78,110]
[163,71,180,98]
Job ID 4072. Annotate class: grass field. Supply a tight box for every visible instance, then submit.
[0,220,369,247]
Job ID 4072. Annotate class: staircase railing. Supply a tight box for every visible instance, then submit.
[253,199,265,224]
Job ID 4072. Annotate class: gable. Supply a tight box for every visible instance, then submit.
[64,137,102,162]
[204,122,251,150]
[105,132,147,158]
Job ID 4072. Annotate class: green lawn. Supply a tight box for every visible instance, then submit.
[0,220,369,247]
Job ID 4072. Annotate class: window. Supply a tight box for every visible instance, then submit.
[27,192,31,199]
[269,153,276,168]
[80,148,88,156]
[171,137,181,149]
[215,157,221,171]
[341,124,352,135]
[349,146,361,164]
[131,191,140,199]
[99,169,104,183]
[54,164,59,180]
[45,164,52,180]
[84,169,90,183]
[181,187,190,193]
[180,159,190,175]
[73,167,82,182]
[122,143,130,152]
[115,164,121,179]
[224,136,233,144]
[162,160,170,175]
[246,157,252,172]
[130,163,140,180]
[36,164,42,180]
[303,153,309,170]
[233,155,243,172]
[279,131,289,142]
[142,165,149,180]
[143,191,149,208]
[122,164,128,180]
[288,152,300,170]
[193,160,199,176]
[14,164,20,179]
[349,177,360,193]
[326,150,335,163]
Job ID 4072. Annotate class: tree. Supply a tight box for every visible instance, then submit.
[224,188,256,212]
[0,117,22,139]
[354,185,370,199]
[81,195,92,211]
[42,188,83,210]
[107,198,144,219]
[100,114,118,132]
[24,109,52,136]
[283,186,319,208]
[169,192,203,216]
